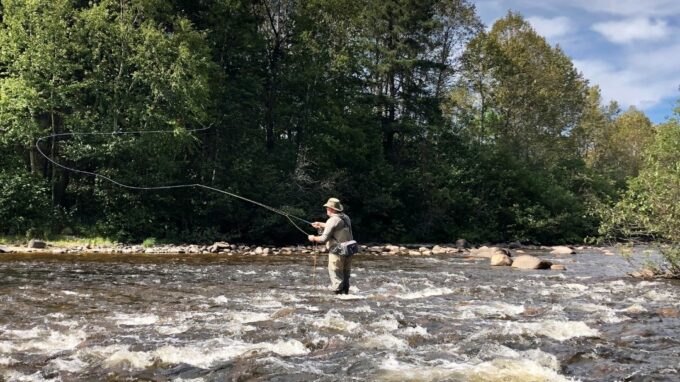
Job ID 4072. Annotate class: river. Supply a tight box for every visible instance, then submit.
[1,248,679,381]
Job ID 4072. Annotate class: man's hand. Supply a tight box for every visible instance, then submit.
[311,222,325,229]
[308,235,316,242]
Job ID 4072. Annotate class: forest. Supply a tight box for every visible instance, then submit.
[0,0,678,251]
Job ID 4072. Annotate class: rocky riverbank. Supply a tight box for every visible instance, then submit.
[0,240,622,271]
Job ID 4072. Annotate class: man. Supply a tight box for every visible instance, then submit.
[308,197,354,294]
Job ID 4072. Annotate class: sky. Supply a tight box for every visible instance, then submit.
[472,0,680,124]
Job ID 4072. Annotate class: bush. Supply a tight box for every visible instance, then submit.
[0,171,51,236]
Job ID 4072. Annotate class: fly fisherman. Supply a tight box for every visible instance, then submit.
[308,198,355,294]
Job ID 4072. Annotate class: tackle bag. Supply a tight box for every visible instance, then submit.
[338,240,359,256]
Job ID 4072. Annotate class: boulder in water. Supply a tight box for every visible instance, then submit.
[508,241,522,249]
[455,239,469,249]
[432,245,455,255]
[0,246,6,253]
[470,246,510,258]
[629,267,657,279]
[550,246,575,255]
[551,264,567,271]
[27,239,46,249]
[657,308,680,318]
[490,254,512,266]
[511,255,552,270]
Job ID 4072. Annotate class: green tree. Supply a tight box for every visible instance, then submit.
[602,106,680,274]
[0,0,80,206]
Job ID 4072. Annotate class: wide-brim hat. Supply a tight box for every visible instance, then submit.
[323,197,343,212]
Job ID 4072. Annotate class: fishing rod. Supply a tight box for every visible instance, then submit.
[35,125,314,236]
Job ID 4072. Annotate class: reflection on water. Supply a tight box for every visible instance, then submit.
[1,249,679,381]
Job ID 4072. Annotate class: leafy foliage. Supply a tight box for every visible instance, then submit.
[0,1,671,247]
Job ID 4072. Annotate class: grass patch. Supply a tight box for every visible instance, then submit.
[142,237,157,248]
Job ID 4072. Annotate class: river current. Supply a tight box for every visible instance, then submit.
[1,248,679,381]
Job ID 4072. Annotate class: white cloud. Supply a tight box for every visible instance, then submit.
[526,16,572,38]
[574,58,680,109]
[592,18,672,44]
[566,0,680,17]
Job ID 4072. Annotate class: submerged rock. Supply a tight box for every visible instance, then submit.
[511,255,552,270]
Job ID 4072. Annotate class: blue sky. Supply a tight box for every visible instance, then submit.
[472,0,680,124]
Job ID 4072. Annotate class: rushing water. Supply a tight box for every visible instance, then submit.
[1,248,679,381]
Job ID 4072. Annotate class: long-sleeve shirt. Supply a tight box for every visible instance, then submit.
[318,213,353,250]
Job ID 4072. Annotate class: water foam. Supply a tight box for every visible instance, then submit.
[457,302,526,319]
[497,320,600,341]
[569,302,620,314]
[104,347,153,369]
[110,313,159,326]
[370,315,401,332]
[402,325,428,337]
[361,333,409,350]
[1,370,50,382]
[12,329,87,355]
[82,345,151,370]
[396,287,454,300]
[313,310,360,332]
[379,355,575,382]
[211,295,229,304]
[0,356,16,365]
[154,338,309,368]
[49,357,88,373]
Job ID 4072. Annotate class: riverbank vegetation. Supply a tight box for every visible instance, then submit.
[1,1,678,260]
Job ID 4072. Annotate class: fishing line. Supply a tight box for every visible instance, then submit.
[35,125,313,236]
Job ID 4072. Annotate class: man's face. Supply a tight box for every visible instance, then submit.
[326,208,335,216]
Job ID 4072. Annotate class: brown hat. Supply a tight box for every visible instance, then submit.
[323,197,343,212]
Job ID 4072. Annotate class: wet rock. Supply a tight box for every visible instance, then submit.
[511,255,552,270]
[623,304,648,314]
[455,239,469,249]
[657,308,680,318]
[27,239,47,249]
[629,267,657,279]
[550,246,575,255]
[261,248,271,256]
[490,254,512,266]
[508,241,522,249]
[432,245,455,255]
[470,246,510,258]
[551,264,567,271]
[254,246,263,255]
[522,306,545,316]
[272,307,297,319]
[51,249,66,255]
[0,246,6,253]
[208,241,230,253]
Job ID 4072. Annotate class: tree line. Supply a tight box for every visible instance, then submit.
[1,0,678,249]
